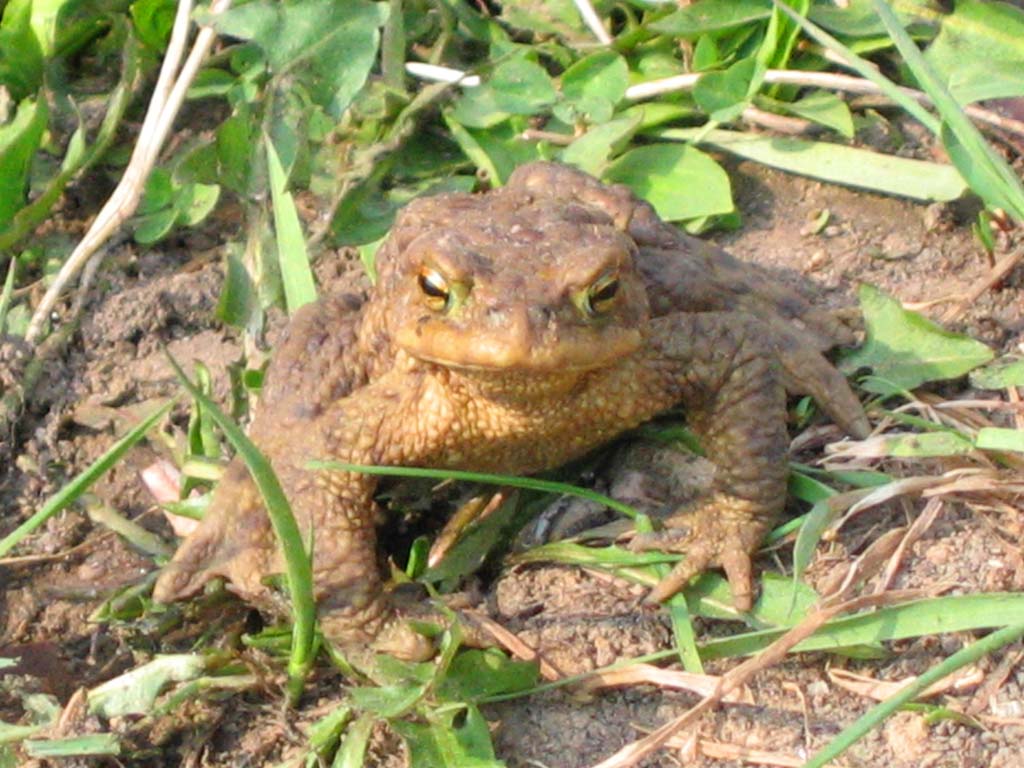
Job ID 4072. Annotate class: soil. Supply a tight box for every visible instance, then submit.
[1,151,1023,768]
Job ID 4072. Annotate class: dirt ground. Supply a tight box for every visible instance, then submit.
[1,151,1023,767]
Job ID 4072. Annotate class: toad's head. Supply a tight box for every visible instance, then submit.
[375,186,650,388]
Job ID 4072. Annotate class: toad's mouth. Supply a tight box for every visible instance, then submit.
[394,322,645,373]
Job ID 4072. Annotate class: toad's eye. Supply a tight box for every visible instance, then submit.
[418,267,450,311]
[582,271,620,316]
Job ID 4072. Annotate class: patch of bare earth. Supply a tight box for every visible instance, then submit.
[2,158,1023,766]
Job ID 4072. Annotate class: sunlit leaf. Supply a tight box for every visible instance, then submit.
[840,284,993,392]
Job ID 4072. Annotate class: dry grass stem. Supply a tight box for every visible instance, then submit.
[584,664,753,703]
[624,70,1024,139]
[587,592,912,768]
[25,0,233,344]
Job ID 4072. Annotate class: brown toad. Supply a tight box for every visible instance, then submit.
[153,162,867,660]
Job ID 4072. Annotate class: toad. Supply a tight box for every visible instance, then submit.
[153,162,868,661]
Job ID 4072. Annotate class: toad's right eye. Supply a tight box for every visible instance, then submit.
[418,267,450,311]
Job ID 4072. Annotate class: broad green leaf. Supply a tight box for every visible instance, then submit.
[559,114,641,177]
[969,356,1024,389]
[266,136,317,313]
[0,0,45,98]
[692,34,722,71]
[131,0,176,51]
[208,0,388,116]
[489,55,557,116]
[840,284,993,391]
[658,128,967,202]
[435,649,538,702]
[557,50,628,124]
[693,57,756,122]
[780,91,854,138]
[0,97,48,228]
[605,144,733,222]
[216,249,258,328]
[975,427,1024,454]
[443,115,546,186]
[448,84,511,129]
[808,0,935,37]
[393,707,503,768]
[924,0,1024,104]
[349,683,428,719]
[177,182,220,226]
[88,655,206,717]
[652,0,772,37]
[500,0,591,44]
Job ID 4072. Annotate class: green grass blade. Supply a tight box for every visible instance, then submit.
[802,621,1024,768]
[266,135,317,313]
[0,400,174,558]
[657,128,966,202]
[870,0,1024,219]
[165,353,316,703]
[701,593,1024,660]
[0,258,14,334]
[770,0,939,132]
[308,460,639,519]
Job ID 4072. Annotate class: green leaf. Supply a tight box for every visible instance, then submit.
[266,136,317,313]
[657,128,967,202]
[88,654,206,718]
[839,284,993,391]
[393,706,503,768]
[969,356,1024,388]
[0,0,45,98]
[0,258,15,336]
[878,431,975,458]
[131,0,176,51]
[489,54,558,116]
[652,0,772,37]
[0,97,48,228]
[702,592,1024,660]
[332,712,374,768]
[924,0,1024,104]
[24,735,120,758]
[975,427,1024,454]
[605,144,733,222]
[208,0,388,116]
[693,57,756,122]
[443,115,546,186]
[780,91,854,138]
[216,249,258,328]
[557,50,628,124]
[559,114,641,177]
[435,649,538,702]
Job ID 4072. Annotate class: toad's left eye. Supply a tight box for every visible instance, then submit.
[581,271,620,316]
[418,266,451,311]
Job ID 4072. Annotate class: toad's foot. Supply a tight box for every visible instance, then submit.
[627,493,772,612]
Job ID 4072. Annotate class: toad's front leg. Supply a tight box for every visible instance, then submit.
[155,370,449,664]
[627,312,790,611]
